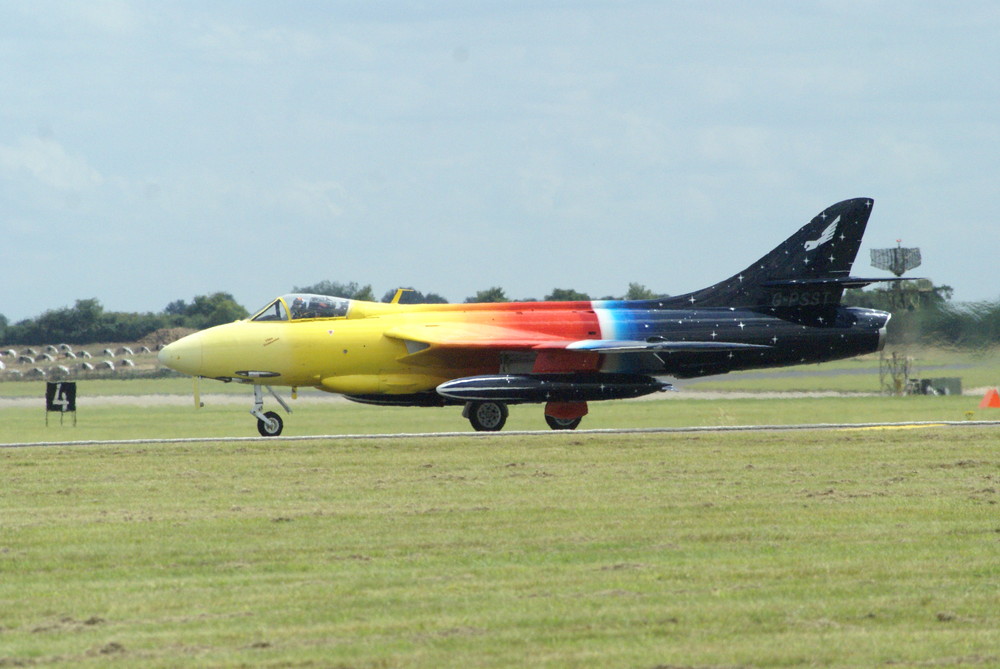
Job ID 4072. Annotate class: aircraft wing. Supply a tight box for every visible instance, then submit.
[384,323,576,352]
[385,324,769,356]
[565,340,770,353]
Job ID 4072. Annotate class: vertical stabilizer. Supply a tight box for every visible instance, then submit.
[666,198,874,308]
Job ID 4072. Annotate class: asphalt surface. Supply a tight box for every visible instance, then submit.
[4,420,1000,449]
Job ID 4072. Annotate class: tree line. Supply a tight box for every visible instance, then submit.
[0,293,249,346]
[0,279,995,348]
[844,282,1000,349]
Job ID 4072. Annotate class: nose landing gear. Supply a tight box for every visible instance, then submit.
[251,384,292,436]
[257,410,283,436]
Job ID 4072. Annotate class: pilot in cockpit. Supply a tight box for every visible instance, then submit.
[287,295,348,319]
[290,297,307,319]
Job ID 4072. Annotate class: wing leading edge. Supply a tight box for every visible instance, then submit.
[385,323,770,357]
[565,339,769,353]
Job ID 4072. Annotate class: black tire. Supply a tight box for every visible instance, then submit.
[545,415,582,430]
[467,401,508,431]
[257,411,283,436]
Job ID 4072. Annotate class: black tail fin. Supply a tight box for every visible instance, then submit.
[668,197,875,309]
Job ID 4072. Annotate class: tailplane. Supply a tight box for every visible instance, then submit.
[666,197,892,309]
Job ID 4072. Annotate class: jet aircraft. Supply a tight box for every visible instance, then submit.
[159,197,900,435]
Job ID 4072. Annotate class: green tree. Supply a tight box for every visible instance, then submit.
[37,298,104,343]
[544,288,591,301]
[624,283,664,300]
[181,293,247,327]
[843,280,956,346]
[3,299,168,345]
[918,300,1000,349]
[293,281,375,301]
[843,281,953,312]
[465,287,509,303]
[162,293,248,329]
[379,288,449,304]
[164,299,188,316]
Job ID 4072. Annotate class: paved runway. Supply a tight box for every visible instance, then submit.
[4,420,999,449]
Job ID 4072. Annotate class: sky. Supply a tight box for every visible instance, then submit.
[1,1,998,322]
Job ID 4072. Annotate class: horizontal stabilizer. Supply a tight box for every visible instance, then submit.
[763,276,921,290]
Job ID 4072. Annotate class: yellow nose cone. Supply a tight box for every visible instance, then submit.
[158,333,204,377]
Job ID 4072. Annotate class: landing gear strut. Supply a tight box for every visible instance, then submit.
[251,385,291,436]
[464,401,508,431]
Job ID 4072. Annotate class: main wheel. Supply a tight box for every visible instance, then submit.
[467,401,508,432]
[257,410,284,436]
[545,415,582,430]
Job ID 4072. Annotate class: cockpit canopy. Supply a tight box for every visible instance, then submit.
[251,294,351,322]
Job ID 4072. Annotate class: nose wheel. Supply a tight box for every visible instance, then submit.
[250,385,291,436]
[257,411,283,436]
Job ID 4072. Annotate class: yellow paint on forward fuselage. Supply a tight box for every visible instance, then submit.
[171,301,512,394]
[158,295,606,396]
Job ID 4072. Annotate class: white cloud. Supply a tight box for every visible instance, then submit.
[280,180,351,221]
[10,0,141,36]
[71,0,142,35]
[189,22,326,65]
[0,137,104,192]
[696,126,773,169]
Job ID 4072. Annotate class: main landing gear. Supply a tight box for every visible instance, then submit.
[464,401,510,431]
[251,384,291,436]
[544,415,583,430]
[462,401,586,432]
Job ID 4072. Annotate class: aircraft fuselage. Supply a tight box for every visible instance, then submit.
[161,300,888,393]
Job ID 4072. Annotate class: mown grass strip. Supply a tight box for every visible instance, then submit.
[2,429,998,667]
[3,393,995,444]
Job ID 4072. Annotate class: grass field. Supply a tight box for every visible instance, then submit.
[2,427,998,668]
[2,354,999,667]
[0,382,1000,667]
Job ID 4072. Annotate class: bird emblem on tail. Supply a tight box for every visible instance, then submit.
[804,216,839,251]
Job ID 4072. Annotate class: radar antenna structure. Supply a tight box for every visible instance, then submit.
[871,240,921,277]
[871,240,923,395]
